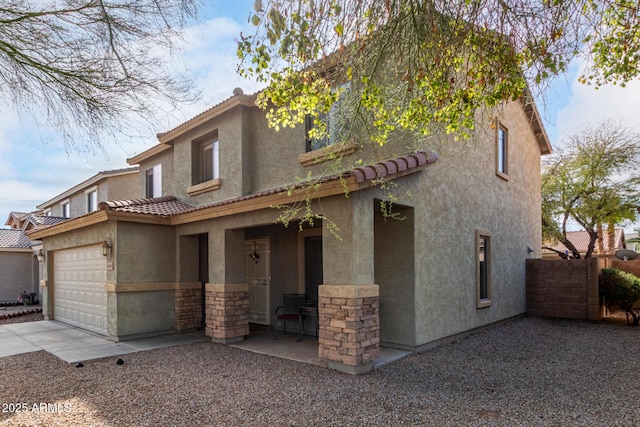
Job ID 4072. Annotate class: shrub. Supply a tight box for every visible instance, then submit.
[599,268,640,326]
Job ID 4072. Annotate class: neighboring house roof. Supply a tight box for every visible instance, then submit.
[22,214,69,231]
[544,229,626,255]
[0,229,33,249]
[30,151,437,238]
[4,211,41,229]
[36,166,139,209]
[4,211,28,226]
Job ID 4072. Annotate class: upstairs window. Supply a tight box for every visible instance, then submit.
[306,81,351,152]
[189,133,221,196]
[199,139,219,183]
[496,122,508,179]
[61,201,70,218]
[86,188,98,213]
[145,164,162,198]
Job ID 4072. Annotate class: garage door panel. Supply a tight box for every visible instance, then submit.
[54,245,108,335]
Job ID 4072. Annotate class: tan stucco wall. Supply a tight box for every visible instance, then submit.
[400,101,542,346]
[116,221,176,283]
[106,172,139,201]
[139,148,174,197]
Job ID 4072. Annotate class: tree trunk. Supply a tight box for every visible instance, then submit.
[596,222,604,255]
[606,222,616,255]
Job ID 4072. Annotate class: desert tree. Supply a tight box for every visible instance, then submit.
[236,0,640,228]
[542,121,640,259]
[237,0,640,151]
[0,0,200,152]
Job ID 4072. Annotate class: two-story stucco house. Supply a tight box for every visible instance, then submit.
[30,88,551,374]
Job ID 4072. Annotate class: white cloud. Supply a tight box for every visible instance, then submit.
[554,72,640,143]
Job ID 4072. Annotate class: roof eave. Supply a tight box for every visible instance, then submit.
[521,90,552,155]
[28,211,109,240]
[158,94,257,145]
[127,143,173,165]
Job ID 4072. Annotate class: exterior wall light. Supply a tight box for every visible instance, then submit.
[37,249,45,263]
[102,240,112,257]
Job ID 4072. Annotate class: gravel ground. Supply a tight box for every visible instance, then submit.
[0,316,638,426]
[0,312,43,325]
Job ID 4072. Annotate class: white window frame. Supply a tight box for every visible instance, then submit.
[60,200,70,218]
[85,187,98,213]
[201,139,219,182]
[496,121,509,180]
[145,164,162,198]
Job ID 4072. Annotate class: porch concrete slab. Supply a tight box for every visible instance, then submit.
[0,321,205,364]
[230,331,412,369]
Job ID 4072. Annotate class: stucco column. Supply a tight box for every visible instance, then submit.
[317,193,379,374]
[322,192,375,285]
[205,283,249,343]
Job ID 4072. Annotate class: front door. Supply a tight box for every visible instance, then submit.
[245,238,271,324]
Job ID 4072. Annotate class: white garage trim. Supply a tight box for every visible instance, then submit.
[53,244,108,335]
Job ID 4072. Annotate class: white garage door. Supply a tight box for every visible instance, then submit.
[53,245,108,335]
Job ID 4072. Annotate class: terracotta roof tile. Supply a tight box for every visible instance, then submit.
[100,196,195,217]
[545,229,626,254]
[85,151,437,219]
[0,229,32,249]
[25,214,68,228]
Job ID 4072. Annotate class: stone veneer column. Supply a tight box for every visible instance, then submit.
[318,284,380,374]
[174,282,202,332]
[205,283,249,343]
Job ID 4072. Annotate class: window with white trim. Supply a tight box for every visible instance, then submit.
[61,201,70,218]
[200,139,219,183]
[86,188,98,213]
[145,164,162,198]
[496,122,508,179]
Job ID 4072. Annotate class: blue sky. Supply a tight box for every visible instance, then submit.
[2,1,640,231]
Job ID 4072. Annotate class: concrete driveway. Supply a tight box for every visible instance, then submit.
[0,320,205,363]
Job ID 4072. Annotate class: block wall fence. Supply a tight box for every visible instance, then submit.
[526,257,640,321]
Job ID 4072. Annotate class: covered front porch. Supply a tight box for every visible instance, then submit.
[189,189,415,374]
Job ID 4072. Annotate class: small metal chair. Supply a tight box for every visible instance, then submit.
[273,293,307,341]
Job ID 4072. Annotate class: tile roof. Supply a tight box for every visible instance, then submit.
[99,196,195,217]
[545,229,626,254]
[0,229,33,249]
[103,151,437,217]
[24,214,69,228]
